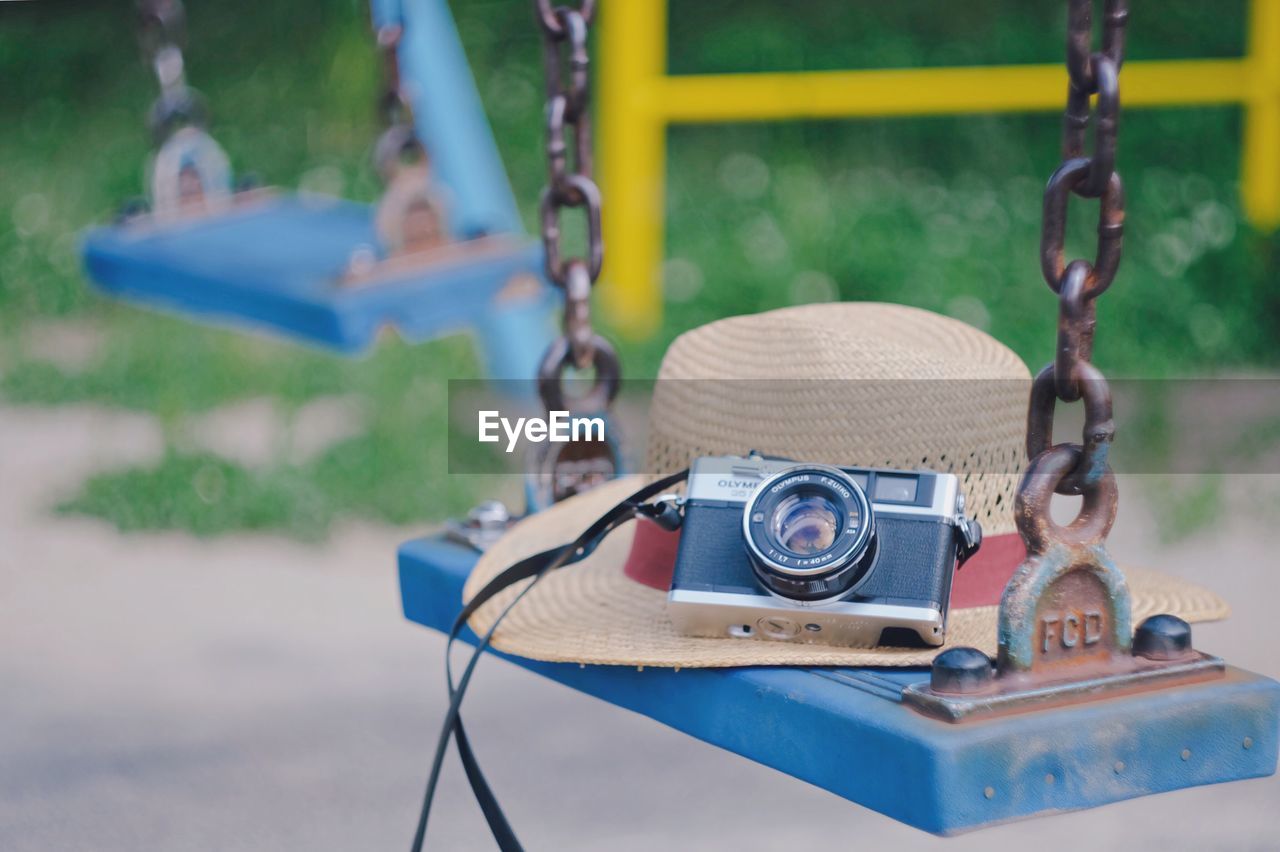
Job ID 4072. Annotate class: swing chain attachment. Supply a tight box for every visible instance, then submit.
[912,0,1224,721]
[132,0,237,219]
[1026,0,1127,527]
[364,21,449,257]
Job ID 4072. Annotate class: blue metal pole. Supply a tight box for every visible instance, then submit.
[369,0,402,30]
[393,0,526,239]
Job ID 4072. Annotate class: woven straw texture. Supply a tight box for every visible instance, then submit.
[464,304,1229,668]
[645,302,1029,535]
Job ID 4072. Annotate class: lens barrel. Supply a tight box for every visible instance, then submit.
[742,465,877,602]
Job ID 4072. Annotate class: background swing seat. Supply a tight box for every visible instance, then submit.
[82,195,553,374]
[398,536,1280,835]
[81,0,553,379]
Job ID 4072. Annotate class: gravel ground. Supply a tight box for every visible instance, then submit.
[1,403,1277,851]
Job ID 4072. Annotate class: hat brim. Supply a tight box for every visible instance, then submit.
[464,476,1230,668]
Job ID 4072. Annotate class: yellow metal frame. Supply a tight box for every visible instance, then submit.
[600,0,1280,338]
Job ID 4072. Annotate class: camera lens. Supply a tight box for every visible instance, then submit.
[772,493,843,555]
[743,465,877,603]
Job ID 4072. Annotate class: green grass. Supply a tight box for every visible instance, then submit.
[59,391,513,538]
[1,0,1276,538]
[60,451,335,538]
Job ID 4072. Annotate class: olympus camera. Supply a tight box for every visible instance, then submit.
[667,453,981,648]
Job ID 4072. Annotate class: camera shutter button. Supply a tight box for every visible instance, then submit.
[757,616,801,640]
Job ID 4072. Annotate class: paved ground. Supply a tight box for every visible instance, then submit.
[1,402,1277,851]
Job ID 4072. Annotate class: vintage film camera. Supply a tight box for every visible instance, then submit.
[667,454,981,648]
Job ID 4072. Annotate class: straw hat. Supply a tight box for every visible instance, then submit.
[464,303,1228,667]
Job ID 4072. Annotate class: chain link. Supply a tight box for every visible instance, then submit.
[529,1,620,504]
[138,0,208,141]
[371,24,428,184]
[376,24,409,127]
[535,2,613,379]
[1065,0,1127,93]
[138,0,186,84]
[535,0,596,39]
[1021,0,1128,541]
[1040,157,1124,297]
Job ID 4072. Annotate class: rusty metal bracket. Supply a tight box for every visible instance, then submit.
[905,597,1226,724]
[905,462,1224,723]
[148,126,234,220]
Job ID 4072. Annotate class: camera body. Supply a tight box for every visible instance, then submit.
[667,453,978,648]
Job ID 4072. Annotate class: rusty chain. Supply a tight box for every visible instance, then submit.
[534,0,620,403]
[1020,0,1127,547]
[535,1,614,376]
[527,0,620,506]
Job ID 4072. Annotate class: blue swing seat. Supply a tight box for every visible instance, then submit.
[81,0,554,377]
[82,195,552,360]
[398,536,1280,835]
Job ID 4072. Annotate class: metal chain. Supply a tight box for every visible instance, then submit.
[138,0,207,141]
[371,23,426,185]
[535,1,613,376]
[529,0,619,506]
[138,0,186,92]
[1020,0,1127,546]
[376,23,407,127]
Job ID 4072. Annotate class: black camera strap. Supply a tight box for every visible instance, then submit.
[413,465,980,850]
[411,469,690,852]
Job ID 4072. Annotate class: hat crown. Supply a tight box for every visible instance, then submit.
[645,302,1031,534]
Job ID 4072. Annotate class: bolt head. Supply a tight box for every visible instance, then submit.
[930,646,994,694]
[1133,614,1193,661]
[469,500,513,530]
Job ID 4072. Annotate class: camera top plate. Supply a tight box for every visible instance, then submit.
[685,454,954,520]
